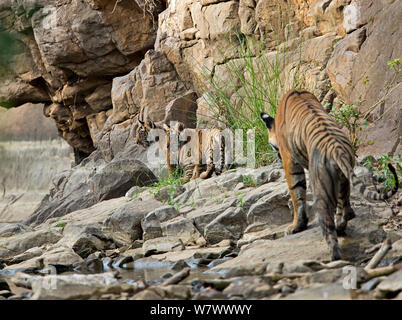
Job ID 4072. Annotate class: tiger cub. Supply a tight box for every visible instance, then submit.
[135,119,159,147]
[261,89,399,261]
[135,120,225,182]
[162,122,225,183]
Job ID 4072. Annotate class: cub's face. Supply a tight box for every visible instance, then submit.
[136,120,155,147]
[260,112,280,155]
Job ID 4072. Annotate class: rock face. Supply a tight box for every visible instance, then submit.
[327,0,402,156]
[1,0,400,162]
[0,0,165,157]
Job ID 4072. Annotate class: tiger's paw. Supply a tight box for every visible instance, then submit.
[285,222,307,236]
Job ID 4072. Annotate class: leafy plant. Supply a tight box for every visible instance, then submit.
[148,167,185,209]
[242,174,256,188]
[198,31,306,167]
[363,154,401,193]
[329,103,366,153]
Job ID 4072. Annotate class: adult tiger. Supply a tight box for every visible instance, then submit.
[261,89,399,261]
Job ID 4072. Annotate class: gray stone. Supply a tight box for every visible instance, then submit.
[0,223,31,237]
[142,206,181,241]
[0,230,62,259]
[246,183,291,225]
[91,159,157,202]
[204,208,247,244]
[30,272,121,300]
[104,198,162,241]
[375,269,402,299]
[283,283,352,300]
[143,237,185,256]
[59,225,113,258]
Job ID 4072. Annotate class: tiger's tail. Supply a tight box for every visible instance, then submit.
[335,154,399,201]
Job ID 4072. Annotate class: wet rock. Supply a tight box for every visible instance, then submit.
[361,277,385,292]
[171,260,190,272]
[0,290,12,298]
[29,272,121,300]
[74,258,104,274]
[0,277,10,291]
[0,230,62,259]
[223,276,275,299]
[283,283,352,300]
[204,207,247,244]
[143,237,185,256]
[113,256,134,269]
[375,269,402,299]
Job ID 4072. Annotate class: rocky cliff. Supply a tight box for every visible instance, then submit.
[0,0,401,301]
[1,0,400,161]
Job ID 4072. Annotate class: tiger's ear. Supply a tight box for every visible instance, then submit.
[173,122,184,132]
[146,120,155,129]
[260,112,275,129]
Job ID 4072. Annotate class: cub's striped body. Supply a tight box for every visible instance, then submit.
[163,122,225,182]
[135,120,225,182]
[261,89,398,260]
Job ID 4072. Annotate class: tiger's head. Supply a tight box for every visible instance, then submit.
[135,119,156,147]
[261,112,280,157]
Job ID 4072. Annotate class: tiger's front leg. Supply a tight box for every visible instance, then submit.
[283,158,308,235]
[190,164,200,180]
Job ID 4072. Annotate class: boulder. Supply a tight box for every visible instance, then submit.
[29,272,121,300]
[104,198,163,241]
[204,207,247,244]
[143,237,185,256]
[246,183,291,225]
[90,159,157,201]
[0,230,62,259]
[142,206,181,241]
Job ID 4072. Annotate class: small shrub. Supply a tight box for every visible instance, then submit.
[363,154,401,193]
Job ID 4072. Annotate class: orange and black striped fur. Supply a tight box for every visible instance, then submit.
[135,119,159,147]
[162,122,225,183]
[261,89,399,260]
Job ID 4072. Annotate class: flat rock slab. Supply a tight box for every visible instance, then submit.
[212,226,332,277]
[282,283,352,300]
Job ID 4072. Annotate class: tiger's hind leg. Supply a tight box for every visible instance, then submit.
[310,163,342,261]
[283,158,308,235]
[335,174,355,236]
